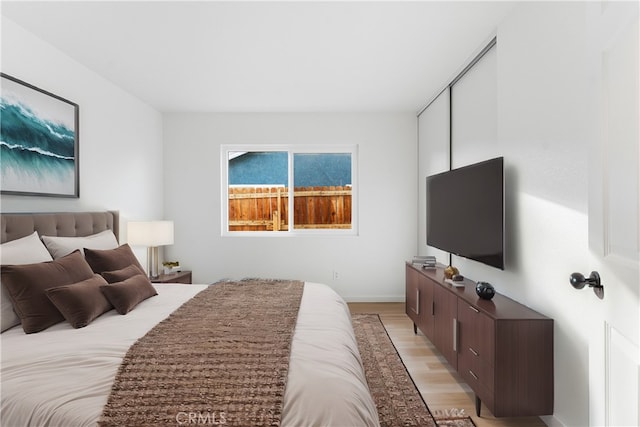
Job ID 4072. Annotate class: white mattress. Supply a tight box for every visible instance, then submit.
[1,282,379,427]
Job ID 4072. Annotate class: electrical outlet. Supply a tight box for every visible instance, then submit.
[332,270,339,280]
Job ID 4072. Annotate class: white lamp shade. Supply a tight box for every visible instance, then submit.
[127,221,174,247]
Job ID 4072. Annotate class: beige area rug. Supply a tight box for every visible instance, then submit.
[352,314,475,427]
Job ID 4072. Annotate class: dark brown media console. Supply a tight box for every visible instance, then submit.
[405,263,553,417]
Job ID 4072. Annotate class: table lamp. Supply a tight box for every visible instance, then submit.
[127,220,174,279]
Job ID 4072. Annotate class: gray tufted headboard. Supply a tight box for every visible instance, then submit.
[1,211,119,244]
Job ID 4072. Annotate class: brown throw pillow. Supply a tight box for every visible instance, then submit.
[101,264,146,284]
[100,274,158,315]
[0,250,95,333]
[45,275,113,328]
[84,244,145,275]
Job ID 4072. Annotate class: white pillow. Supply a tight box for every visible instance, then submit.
[41,230,119,259]
[1,232,54,332]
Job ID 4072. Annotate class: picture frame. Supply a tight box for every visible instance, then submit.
[1,73,79,198]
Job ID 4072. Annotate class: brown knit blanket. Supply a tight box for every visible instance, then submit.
[99,279,304,427]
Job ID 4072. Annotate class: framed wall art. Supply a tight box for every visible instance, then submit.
[1,73,79,197]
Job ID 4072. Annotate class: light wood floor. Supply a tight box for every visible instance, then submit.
[348,303,548,427]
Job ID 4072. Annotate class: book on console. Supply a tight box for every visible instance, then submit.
[412,255,436,267]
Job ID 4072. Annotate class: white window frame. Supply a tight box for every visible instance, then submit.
[221,144,358,236]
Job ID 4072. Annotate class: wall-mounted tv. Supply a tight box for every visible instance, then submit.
[426,157,504,270]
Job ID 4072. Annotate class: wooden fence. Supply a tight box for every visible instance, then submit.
[228,186,352,231]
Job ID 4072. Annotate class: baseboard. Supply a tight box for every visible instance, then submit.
[342,295,405,303]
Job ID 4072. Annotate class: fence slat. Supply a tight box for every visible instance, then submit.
[229,186,351,231]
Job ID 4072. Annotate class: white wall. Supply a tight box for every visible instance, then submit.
[420,2,637,426]
[1,17,164,247]
[162,113,417,301]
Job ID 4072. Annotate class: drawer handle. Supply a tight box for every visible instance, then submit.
[469,370,478,380]
[469,305,479,313]
[469,347,479,357]
[453,318,458,352]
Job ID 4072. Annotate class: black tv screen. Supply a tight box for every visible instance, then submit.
[426,157,504,270]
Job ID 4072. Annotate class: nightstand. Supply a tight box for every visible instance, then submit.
[150,270,192,284]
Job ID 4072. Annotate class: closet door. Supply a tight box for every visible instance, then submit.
[449,43,499,278]
[418,88,449,262]
[450,44,498,169]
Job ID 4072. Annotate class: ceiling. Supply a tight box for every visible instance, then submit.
[1,1,514,113]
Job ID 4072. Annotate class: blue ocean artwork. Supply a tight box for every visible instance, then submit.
[0,85,77,195]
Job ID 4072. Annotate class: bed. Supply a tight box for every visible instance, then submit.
[1,211,379,426]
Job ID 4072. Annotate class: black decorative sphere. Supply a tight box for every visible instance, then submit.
[475,282,495,300]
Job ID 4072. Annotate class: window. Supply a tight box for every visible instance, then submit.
[221,145,357,235]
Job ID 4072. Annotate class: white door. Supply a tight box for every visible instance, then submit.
[586,2,639,426]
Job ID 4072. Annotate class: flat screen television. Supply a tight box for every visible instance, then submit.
[426,157,504,270]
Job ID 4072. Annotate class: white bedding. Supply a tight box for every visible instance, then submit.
[1,282,379,427]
